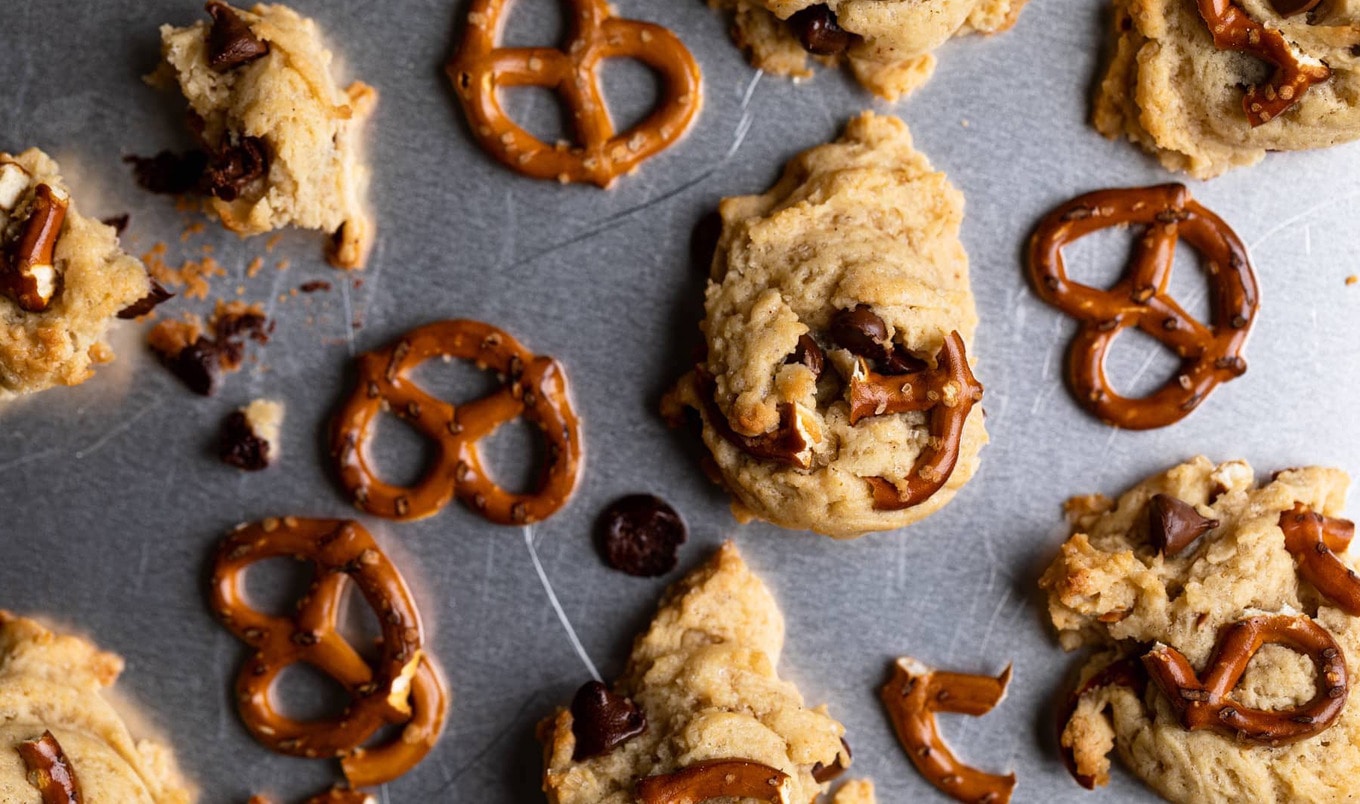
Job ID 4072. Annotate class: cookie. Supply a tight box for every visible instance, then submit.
[709,0,1026,100]
[1040,456,1360,802]
[0,612,191,803]
[0,149,151,399]
[1095,0,1360,177]
[666,112,987,539]
[539,542,855,803]
[152,2,377,267]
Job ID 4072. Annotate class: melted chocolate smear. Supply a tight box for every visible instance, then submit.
[117,281,174,320]
[207,1,270,72]
[204,137,269,201]
[125,151,209,195]
[569,681,647,761]
[166,337,221,396]
[1148,493,1219,556]
[786,334,825,379]
[787,4,855,56]
[829,304,891,362]
[219,409,270,471]
[597,494,687,577]
[879,349,929,376]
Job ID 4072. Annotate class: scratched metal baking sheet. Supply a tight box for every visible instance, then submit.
[2,0,1359,801]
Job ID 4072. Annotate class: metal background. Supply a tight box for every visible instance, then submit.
[2,0,1359,801]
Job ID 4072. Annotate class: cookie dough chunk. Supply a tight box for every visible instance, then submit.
[667,112,986,539]
[0,149,151,399]
[539,542,852,804]
[0,612,192,803]
[710,0,1026,100]
[154,2,377,268]
[1095,0,1360,178]
[1040,457,1360,803]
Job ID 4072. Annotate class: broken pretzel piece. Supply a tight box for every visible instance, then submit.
[1280,503,1360,615]
[1,183,69,313]
[635,759,793,804]
[18,730,83,804]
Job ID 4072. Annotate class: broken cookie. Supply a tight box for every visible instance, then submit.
[147,301,270,395]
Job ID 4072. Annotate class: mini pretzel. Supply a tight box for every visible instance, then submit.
[1056,657,1147,789]
[209,517,448,786]
[446,0,702,188]
[881,657,1016,804]
[1196,0,1331,126]
[1,183,69,313]
[249,790,375,804]
[1028,184,1258,430]
[1280,503,1360,615]
[635,759,793,804]
[18,731,82,804]
[331,320,583,525]
[1142,612,1348,745]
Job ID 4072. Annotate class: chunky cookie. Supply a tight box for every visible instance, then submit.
[539,542,858,803]
[1095,0,1360,177]
[152,2,376,267]
[666,112,986,539]
[1041,456,1360,802]
[0,149,152,399]
[0,612,192,803]
[709,0,1026,100]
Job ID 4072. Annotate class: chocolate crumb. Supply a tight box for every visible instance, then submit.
[204,136,270,201]
[299,280,332,293]
[597,494,687,577]
[219,410,270,470]
[117,281,174,319]
[207,1,270,72]
[125,151,209,195]
[569,681,647,761]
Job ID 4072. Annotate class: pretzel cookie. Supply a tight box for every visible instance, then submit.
[538,542,869,804]
[1040,456,1360,802]
[709,0,1026,100]
[666,112,986,538]
[1096,0,1360,177]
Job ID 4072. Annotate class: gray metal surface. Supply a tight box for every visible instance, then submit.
[2,0,1359,801]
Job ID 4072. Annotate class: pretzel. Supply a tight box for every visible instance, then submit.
[881,657,1016,804]
[1142,612,1348,745]
[331,320,583,525]
[18,730,82,804]
[249,790,375,804]
[209,517,448,786]
[634,759,793,804]
[1056,657,1147,789]
[1,183,69,313]
[1028,184,1258,430]
[1280,503,1360,615]
[445,0,702,188]
[1196,0,1331,126]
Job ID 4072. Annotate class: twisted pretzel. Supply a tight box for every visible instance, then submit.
[1028,184,1258,430]
[1280,503,1360,615]
[881,657,1016,804]
[635,759,792,804]
[1196,0,1331,126]
[1142,612,1348,745]
[209,518,448,786]
[331,320,583,525]
[446,0,702,188]
[18,730,82,804]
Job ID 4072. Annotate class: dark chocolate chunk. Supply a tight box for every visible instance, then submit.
[787,4,855,56]
[829,304,892,362]
[207,1,270,72]
[204,136,269,201]
[125,150,209,195]
[569,681,647,761]
[117,281,174,319]
[786,334,824,378]
[597,494,687,577]
[1148,493,1219,556]
[219,410,271,471]
[879,349,929,375]
[167,337,221,396]
[1268,0,1321,16]
[811,738,852,783]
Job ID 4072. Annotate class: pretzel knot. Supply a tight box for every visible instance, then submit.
[1196,0,1331,126]
[209,518,448,787]
[881,657,1016,804]
[446,0,702,188]
[1280,503,1360,615]
[1028,184,1258,430]
[331,320,583,525]
[1142,612,1348,745]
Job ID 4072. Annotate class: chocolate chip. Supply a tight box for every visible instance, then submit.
[1148,493,1219,556]
[1268,0,1321,16]
[786,334,824,378]
[787,4,855,56]
[811,738,852,783]
[829,304,891,362]
[166,337,221,396]
[125,150,210,195]
[879,349,929,375]
[596,494,687,577]
[204,136,270,201]
[207,1,270,72]
[219,410,270,470]
[569,681,647,761]
[117,281,174,319]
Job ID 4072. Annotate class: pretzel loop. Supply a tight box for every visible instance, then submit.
[331,320,584,525]
[1142,613,1348,745]
[447,0,703,187]
[1280,503,1360,615]
[1028,184,1259,430]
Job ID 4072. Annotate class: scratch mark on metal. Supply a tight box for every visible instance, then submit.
[524,526,601,682]
[74,400,162,460]
[0,446,60,476]
[1249,190,1360,251]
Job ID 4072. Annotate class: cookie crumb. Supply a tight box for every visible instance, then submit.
[1346,275,1357,286]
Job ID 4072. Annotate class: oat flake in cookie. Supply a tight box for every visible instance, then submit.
[1095,0,1360,177]
[0,149,151,399]
[708,0,1027,101]
[1041,456,1360,803]
[538,542,864,804]
[150,2,377,267]
[666,112,986,539]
